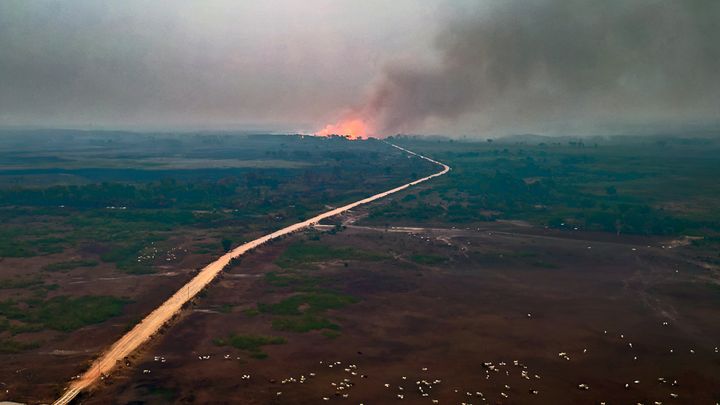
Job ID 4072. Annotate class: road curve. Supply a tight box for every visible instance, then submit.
[53,142,449,405]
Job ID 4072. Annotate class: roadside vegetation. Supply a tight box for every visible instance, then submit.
[42,259,98,272]
[0,131,433,361]
[0,132,431,277]
[221,238,382,337]
[258,291,357,333]
[0,338,40,354]
[369,135,720,239]
[213,333,286,359]
[0,295,129,333]
[258,292,358,316]
[410,254,447,265]
[275,242,387,268]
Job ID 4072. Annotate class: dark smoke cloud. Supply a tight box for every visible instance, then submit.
[363,0,720,136]
[1,1,718,136]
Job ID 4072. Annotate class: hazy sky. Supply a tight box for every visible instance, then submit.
[1,1,719,137]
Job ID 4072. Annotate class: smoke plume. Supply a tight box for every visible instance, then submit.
[361,0,720,135]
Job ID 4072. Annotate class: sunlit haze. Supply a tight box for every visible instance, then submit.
[1,1,719,137]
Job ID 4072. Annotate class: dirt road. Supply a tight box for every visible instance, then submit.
[52,143,449,405]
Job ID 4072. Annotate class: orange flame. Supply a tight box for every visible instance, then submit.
[315,118,369,140]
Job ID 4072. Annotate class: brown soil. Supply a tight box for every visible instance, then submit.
[0,231,222,403]
[79,223,720,404]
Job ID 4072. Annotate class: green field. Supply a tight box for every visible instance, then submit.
[0,295,129,333]
[0,131,435,358]
[275,242,387,268]
[213,333,286,358]
[366,135,720,238]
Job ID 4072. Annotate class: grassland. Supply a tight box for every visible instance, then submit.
[275,242,387,268]
[410,254,448,265]
[0,131,437,402]
[42,259,99,272]
[1,131,719,403]
[367,135,720,239]
[257,288,358,333]
[258,292,358,316]
[0,295,129,332]
[213,333,286,359]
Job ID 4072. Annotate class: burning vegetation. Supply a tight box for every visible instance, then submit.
[315,118,370,140]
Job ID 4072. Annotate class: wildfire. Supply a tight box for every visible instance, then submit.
[315,118,369,140]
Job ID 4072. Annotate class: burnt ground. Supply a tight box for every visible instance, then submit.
[80,219,720,404]
[0,229,230,403]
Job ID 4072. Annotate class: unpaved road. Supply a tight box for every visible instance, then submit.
[52,143,449,405]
